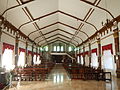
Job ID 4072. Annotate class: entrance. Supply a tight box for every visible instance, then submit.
[52,55,63,63]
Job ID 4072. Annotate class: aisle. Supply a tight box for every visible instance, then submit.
[47,63,70,83]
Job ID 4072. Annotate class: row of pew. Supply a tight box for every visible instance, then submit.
[63,63,112,81]
[13,62,55,81]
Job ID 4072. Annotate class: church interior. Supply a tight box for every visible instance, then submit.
[0,0,120,90]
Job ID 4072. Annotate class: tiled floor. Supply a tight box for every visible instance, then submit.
[9,64,120,90]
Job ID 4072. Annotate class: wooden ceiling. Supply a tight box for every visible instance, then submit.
[0,0,120,46]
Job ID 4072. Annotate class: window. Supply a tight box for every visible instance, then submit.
[36,55,41,65]
[18,52,25,67]
[40,48,43,51]
[68,47,72,52]
[33,55,37,65]
[53,46,56,51]
[2,49,14,71]
[103,50,114,69]
[81,56,83,65]
[57,46,60,51]
[45,46,48,51]
[61,46,64,51]
[91,53,98,68]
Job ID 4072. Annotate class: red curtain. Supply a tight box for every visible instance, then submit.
[78,51,88,56]
[102,44,113,54]
[28,50,32,55]
[19,48,25,52]
[34,52,38,56]
[91,48,97,55]
[2,43,14,53]
[79,53,83,56]
[84,51,88,56]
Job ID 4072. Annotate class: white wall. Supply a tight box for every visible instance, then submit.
[91,41,98,50]
[19,40,26,49]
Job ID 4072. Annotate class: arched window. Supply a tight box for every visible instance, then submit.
[103,50,114,69]
[45,46,48,51]
[18,48,25,67]
[2,49,14,71]
[68,47,72,52]
[18,52,25,67]
[81,55,83,65]
[2,43,14,71]
[36,55,41,65]
[61,46,64,52]
[53,46,56,51]
[57,46,60,51]
[91,53,98,68]
[33,54,37,65]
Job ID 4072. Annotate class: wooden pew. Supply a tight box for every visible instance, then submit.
[62,63,112,81]
[13,62,55,81]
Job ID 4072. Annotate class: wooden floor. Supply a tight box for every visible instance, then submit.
[10,64,120,90]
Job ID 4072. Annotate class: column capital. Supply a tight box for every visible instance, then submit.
[25,37,29,42]
[113,29,119,38]
[88,42,91,46]
[97,38,101,44]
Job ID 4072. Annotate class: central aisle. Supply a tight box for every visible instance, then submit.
[47,63,70,82]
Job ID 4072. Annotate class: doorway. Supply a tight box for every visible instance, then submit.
[52,55,63,63]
